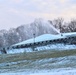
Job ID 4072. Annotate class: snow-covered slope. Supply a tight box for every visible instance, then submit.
[6,32,76,54]
[1,51,76,75]
[13,32,76,46]
[13,34,63,46]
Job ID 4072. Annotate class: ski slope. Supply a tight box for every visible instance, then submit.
[13,32,76,46]
[6,32,76,54]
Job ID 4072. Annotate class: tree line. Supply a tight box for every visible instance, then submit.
[49,18,76,33]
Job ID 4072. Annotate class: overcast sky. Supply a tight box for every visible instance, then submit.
[0,0,76,30]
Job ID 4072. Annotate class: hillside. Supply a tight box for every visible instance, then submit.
[4,32,76,54]
[0,32,76,75]
[0,49,76,75]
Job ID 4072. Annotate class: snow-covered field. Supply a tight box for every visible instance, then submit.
[0,32,76,75]
[30,69,76,75]
[1,69,76,75]
[0,49,76,75]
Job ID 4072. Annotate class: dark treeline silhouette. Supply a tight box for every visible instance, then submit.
[49,18,76,33]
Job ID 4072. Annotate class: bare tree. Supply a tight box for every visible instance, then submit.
[7,28,20,46]
[51,18,64,32]
[68,19,76,32]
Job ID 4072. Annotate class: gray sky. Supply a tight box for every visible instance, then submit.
[0,0,76,30]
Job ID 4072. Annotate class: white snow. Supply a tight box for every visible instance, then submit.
[30,69,76,75]
[1,69,76,75]
[36,44,76,51]
[13,34,63,46]
[13,32,76,46]
[7,48,32,54]
[7,44,76,54]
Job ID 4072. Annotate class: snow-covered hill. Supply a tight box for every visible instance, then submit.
[6,32,76,54]
[13,32,76,46]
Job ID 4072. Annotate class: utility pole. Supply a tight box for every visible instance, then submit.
[33,24,37,51]
[33,33,35,44]
[33,33,35,51]
[33,24,36,51]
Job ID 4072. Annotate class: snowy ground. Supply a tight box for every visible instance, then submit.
[30,69,76,75]
[7,44,76,54]
[0,49,76,75]
[1,69,76,75]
